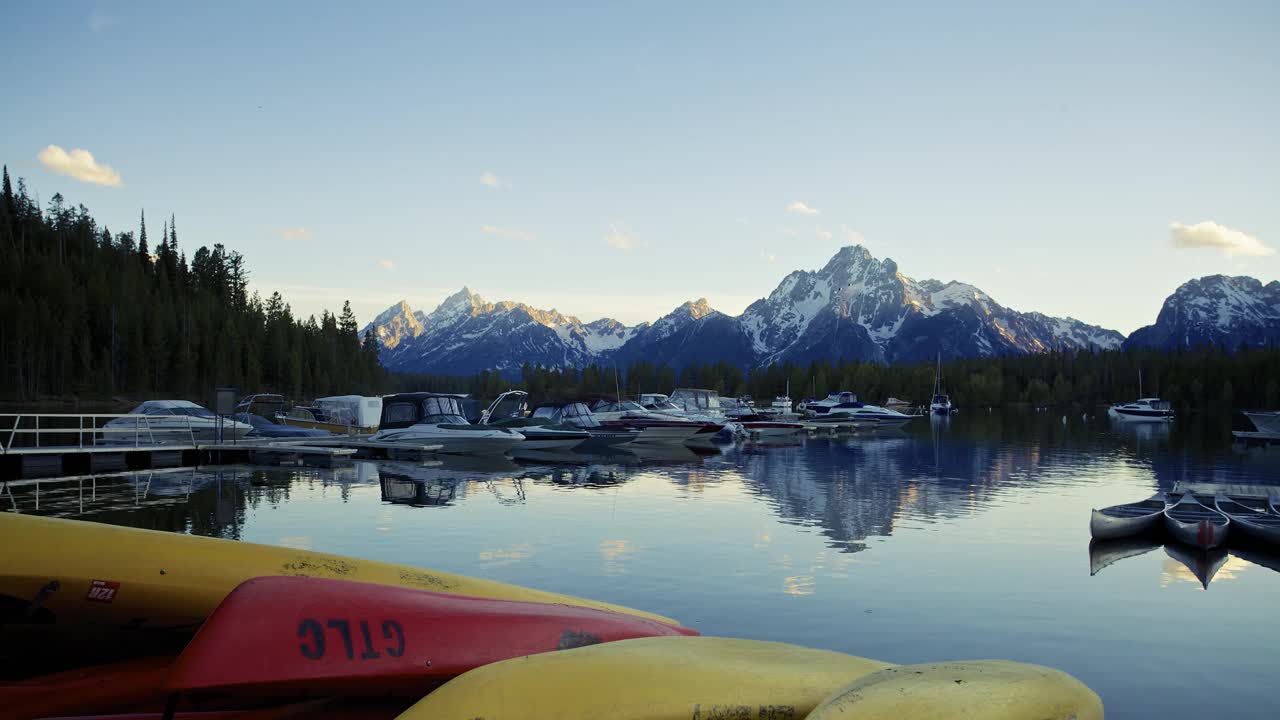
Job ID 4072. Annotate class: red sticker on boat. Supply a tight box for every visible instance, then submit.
[86,580,119,603]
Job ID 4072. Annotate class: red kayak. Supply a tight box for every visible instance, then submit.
[2,655,172,720]
[167,576,696,697]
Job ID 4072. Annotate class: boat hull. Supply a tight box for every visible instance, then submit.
[741,422,805,438]
[1107,407,1173,422]
[1163,504,1229,550]
[394,637,891,720]
[0,514,679,632]
[1089,508,1163,540]
[166,577,695,697]
[0,656,172,719]
[370,427,524,455]
[1244,411,1280,435]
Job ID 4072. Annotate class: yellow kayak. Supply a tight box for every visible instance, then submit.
[395,636,891,720]
[0,513,677,630]
[807,660,1104,719]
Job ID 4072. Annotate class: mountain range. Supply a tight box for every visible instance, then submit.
[363,245,1166,376]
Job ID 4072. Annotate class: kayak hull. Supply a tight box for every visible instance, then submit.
[0,514,679,632]
[167,577,695,697]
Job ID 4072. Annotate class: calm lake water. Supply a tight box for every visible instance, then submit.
[7,410,1279,719]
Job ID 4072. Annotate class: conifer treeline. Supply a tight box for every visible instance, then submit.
[398,348,1280,413]
[0,168,384,401]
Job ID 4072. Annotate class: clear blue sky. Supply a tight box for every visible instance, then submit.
[4,1,1277,334]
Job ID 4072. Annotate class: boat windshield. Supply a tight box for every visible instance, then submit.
[421,396,470,424]
[670,389,720,412]
[487,393,528,422]
[592,400,646,414]
[648,400,682,413]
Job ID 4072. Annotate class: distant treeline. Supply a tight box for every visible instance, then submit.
[5,167,1274,413]
[0,167,384,401]
[391,348,1280,412]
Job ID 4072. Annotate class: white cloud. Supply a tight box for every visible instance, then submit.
[604,221,635,251]
[37,145,122,187]
[839,224,865,244]
[760,250,777,263]
[481,224,536,242]
[1169,220,1273,257]
[377,259,395,270]
[786,200,819,215]
[277,227,311,241]
[815,227,833,240]
[479,171,506,189]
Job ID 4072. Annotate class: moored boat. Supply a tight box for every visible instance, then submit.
[1243,410,1280,435]
[1089,494,1167,540]
[1108,398,1174,422]
[589,399,708,444]
[481,391,589,450]
[101,400,252,445]
[1214,495,1280,545]
[527,401,639,448]
[929,353,953,416]
[166,576,695,697]
[1163,493,1229,549]
[280,395,382,435]
[370,393,524,455]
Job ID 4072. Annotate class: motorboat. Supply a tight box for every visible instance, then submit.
[767,395,793,416]
[233,394,331,439]
[1243,410,1280,435]
[884,397,912,413]
[1108,398,1174,422]
[803,392,916,428]
[480,391,590,451]
[588,400,709,444]
[527,402,640,448]
[101,400,252,445]
[280,395,382,435]
[668,388,727,421]
[735,415,806,439]
[370,393,524,455]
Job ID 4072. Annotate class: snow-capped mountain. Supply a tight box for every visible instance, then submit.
[373,288,643,375]
[1124,275,1280,351]
[366,246,1125,375]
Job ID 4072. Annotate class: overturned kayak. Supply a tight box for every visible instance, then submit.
[1,655,172,720]
[806,660,1103,719]
[0,514,677,630]
[395,636,891,720]
[168,576,695,697]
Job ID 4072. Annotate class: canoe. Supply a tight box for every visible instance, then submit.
[805,661,1102,720]
[1215,495,1280,545]
[1164,544,1229,590]
[0,514,677,630]
[1088,536,1161,575]
[167,576,695,697]
[1089,494,1167,539]
[1163,493,1229,550]
[1,656,171,720]
[393,636,891,720]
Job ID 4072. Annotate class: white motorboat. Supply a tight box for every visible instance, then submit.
[1108,398,1174,422]
[803,391,915,428]
[371,393,524,455]
[101,400,252,445]
[1244,410,1280,435]
[589,399,709,444]
[480,391,590,450]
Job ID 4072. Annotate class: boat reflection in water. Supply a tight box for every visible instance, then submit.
[1087,539,1279,589]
